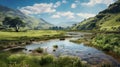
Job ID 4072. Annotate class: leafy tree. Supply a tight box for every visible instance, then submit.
[3,17,25,32]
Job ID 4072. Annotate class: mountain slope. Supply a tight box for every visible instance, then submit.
[36,18,53,29]
[0,5,53,29]
[72,0,120,32]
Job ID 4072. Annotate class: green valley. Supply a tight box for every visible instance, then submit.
[0,0,120,67]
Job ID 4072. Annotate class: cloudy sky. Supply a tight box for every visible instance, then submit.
[0,0,117,26]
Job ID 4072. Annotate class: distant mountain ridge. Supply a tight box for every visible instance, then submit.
[0,5,53,29]
[57,21,79,27]
[72,0,120,32]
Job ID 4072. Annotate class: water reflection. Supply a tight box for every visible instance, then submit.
[23,32,120,66]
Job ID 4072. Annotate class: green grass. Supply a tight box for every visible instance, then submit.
[92,33,120,55]
[0,53,88,67]
[0,30,66,49]
[0,30,65,41]
[72,12,120,32]
[70,38,91,45]
[71,17,96,30]
[99,14,120,31]
[71,0,120,32]
[100,14,120,27]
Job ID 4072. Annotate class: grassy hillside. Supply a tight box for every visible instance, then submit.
[0,5,53,30]
[71,17,96,30]
[72,0,120,32]
[98,13,120,31]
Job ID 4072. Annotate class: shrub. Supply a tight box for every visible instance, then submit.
[92,34,120,54]
[55,56,82,67]
[34,47,44,53]
[7,54,27,63]
[53,45,58,48]
[39,55,54,65]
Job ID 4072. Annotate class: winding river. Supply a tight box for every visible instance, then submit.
[23,32,120,66]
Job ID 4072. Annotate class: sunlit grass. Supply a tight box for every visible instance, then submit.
[0,53,89,67]
[0,30,65,41]
[92,33,120,55]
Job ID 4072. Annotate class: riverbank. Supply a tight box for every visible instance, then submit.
[0,31,119,67]
[0,30,67,50]
[70,32,120,55]
[92,33,120,62]
[70,33,94,45]
[92,33,120,55]
[70,32,120,63]
[0,52,90,67]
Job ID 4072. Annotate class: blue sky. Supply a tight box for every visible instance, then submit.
[0,0,117,26]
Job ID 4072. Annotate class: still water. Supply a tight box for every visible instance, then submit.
[23,32,120,66]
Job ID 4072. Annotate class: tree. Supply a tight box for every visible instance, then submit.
[3,17,25,32]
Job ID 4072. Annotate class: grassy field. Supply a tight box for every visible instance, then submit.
[0,30,65,41]
[0,30,66,49]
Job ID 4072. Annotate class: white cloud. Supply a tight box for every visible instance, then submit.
[61,11,75,19]
[71,3,77,8]
[51,11,75,19]
[51,14,60,18]
[19,3,56,15]
[77,13,96,18]
[82,0,114,6]
[62,0,67,4]
[53,1,61,8]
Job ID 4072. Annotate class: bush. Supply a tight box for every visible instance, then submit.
[34,47,44,53]
[102,44,112,51]
[53,45,58,48]
[7,54,27,63]
[39,55,54,65]
[92,34,120,54]
[55,56,82,67]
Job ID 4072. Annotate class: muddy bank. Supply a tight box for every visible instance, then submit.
[0,34,68,50]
